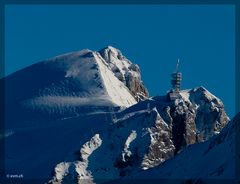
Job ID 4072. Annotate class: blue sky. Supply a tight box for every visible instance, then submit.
[5,5,235,117]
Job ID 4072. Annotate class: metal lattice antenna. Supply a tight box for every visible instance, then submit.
[169,58,182,100]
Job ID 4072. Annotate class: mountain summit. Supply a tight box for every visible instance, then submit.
[1,47,235,184]
[3,46,148,127]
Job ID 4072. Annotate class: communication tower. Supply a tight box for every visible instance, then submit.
[169,59,182,100]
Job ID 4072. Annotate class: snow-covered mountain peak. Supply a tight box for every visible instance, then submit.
[173,87,229,140]
[179,86,223,106]
[3,47,149,124]
[99,45,127,62]
[98,46,149,101]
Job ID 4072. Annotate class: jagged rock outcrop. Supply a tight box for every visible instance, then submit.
[140,109,175,169]
[99,46,149,101]
[48,134,102,184]
[48,109,175,183]
[152,87,229,154]
[127,113,240,183]
[111,108,175,175]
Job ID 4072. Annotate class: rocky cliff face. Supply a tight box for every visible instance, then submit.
[48,87,229,183]
[161,87,230,153]
[116,87,229,169]
[99,46,149,101]
[128,113,240,183]
[48,108,175,184]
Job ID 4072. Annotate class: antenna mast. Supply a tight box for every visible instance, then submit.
[169,58,182,101]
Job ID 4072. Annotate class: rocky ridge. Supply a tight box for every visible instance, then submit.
[48,86,229,183]
[98,46,149,101]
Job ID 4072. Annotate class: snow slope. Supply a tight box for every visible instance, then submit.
[2,47,149,130]
[25,48,137,109]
